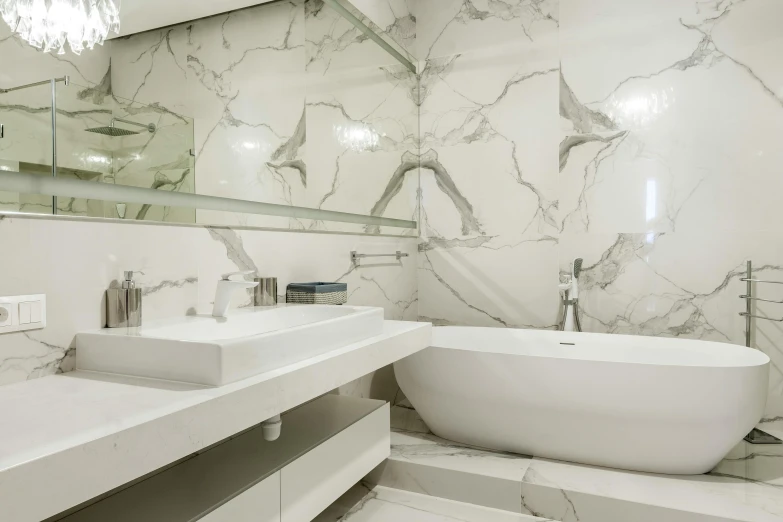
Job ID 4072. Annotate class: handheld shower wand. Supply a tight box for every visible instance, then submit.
[572,258,583,298]
[560,258,584,332]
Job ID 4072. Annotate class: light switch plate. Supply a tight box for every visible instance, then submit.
[0,294,46,334]
[19,302,31,324]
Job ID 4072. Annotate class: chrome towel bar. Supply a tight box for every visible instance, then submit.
[351,250,409,265]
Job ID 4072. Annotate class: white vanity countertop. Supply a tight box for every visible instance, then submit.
[0,320,431,522]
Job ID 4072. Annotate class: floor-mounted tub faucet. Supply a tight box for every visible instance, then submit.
[212,271,259,318]
[559,258,583,332]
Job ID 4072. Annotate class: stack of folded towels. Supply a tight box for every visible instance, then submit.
[286,282,348,305]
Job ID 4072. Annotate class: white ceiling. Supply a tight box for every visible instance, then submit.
[112,0,277,38]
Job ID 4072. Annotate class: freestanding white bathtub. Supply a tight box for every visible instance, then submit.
[394,327,770,475]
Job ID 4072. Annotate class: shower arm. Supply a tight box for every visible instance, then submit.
[113,118,157,133]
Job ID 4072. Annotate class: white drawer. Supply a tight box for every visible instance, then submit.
[201,472,280,522]
[281,404,390,522]
[53,396,387,522]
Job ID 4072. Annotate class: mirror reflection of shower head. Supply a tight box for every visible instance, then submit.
[573,258,583,279]
[85,118,156,137]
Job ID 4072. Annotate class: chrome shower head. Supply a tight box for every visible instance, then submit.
[573,258,584,279]
[84,118,156,137]
[84,126,141,137]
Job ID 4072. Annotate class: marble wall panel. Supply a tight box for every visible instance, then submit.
[0,214,418,387]
[0,1,420,401]
[108,0,419,232]
[416,0,783,399]
[349,0,416,56]
[416,0,561,328]
[557,0,783,394]
[110,0,307,227]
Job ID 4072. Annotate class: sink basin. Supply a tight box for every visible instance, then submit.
[75,305,385,385]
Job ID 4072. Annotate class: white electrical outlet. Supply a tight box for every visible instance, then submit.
[0,304,10,326]
[0,294,46,334]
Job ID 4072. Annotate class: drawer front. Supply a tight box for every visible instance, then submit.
[201,471,280,522]
[281,404,390,522]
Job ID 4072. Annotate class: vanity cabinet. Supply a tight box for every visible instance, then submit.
[54,395,389,522]
[281,402,390,521]
[201,473,281,522]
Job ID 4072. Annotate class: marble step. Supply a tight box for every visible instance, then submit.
[314,484,551,522]
[368,405,783,522]
[367,428,531,514]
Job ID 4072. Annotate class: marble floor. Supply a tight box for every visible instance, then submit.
[313,484,551,522]
[758,397,783,442]
[361,401,783,522]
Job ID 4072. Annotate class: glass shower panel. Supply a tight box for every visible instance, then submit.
[50,81,112,217]
[0,81,54,214]
[54,81,196,223]
[107,94,196,223]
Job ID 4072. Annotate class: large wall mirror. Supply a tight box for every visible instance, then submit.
[0,0,419,235]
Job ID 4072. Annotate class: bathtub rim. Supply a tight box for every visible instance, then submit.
[428,326,770,370]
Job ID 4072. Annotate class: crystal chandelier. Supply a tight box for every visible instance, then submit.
[0,0,120,55]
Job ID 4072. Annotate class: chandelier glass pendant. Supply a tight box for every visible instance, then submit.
[0,0,120,55]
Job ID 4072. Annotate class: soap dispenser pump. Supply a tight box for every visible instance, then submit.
[106,271,142,328]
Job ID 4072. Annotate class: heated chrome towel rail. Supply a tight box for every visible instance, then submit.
[739,261,783,346]
[738,260,783,445]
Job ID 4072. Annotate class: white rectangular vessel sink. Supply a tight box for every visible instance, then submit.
[76,305,385,386]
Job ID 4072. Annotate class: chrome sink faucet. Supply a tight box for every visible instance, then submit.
[212,271,258,318]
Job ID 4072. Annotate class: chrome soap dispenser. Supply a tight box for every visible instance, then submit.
[106,271,142,328]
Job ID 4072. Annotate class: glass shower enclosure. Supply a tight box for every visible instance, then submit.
[0,76,195,223]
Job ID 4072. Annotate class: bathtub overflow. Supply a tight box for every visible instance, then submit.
[560,342,575,346]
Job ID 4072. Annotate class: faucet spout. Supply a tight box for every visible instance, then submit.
[212,273,259,318]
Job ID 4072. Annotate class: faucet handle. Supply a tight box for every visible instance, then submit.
[221,270,256,281]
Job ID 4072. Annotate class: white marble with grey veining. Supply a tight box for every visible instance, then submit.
[415,0,783,399]
[109,0,308,229]
[0,320,430,522]
[416,0,560,330]
[0,214,418,386]
[107,0,419,233]
[315,484,549,522]
[350,0,416,57]
[379,404,783,522]
[368,403,533,513]
[555,0,783,395]
[521,449,783,522]
[0,0,421,400]
[3,0,420,232]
